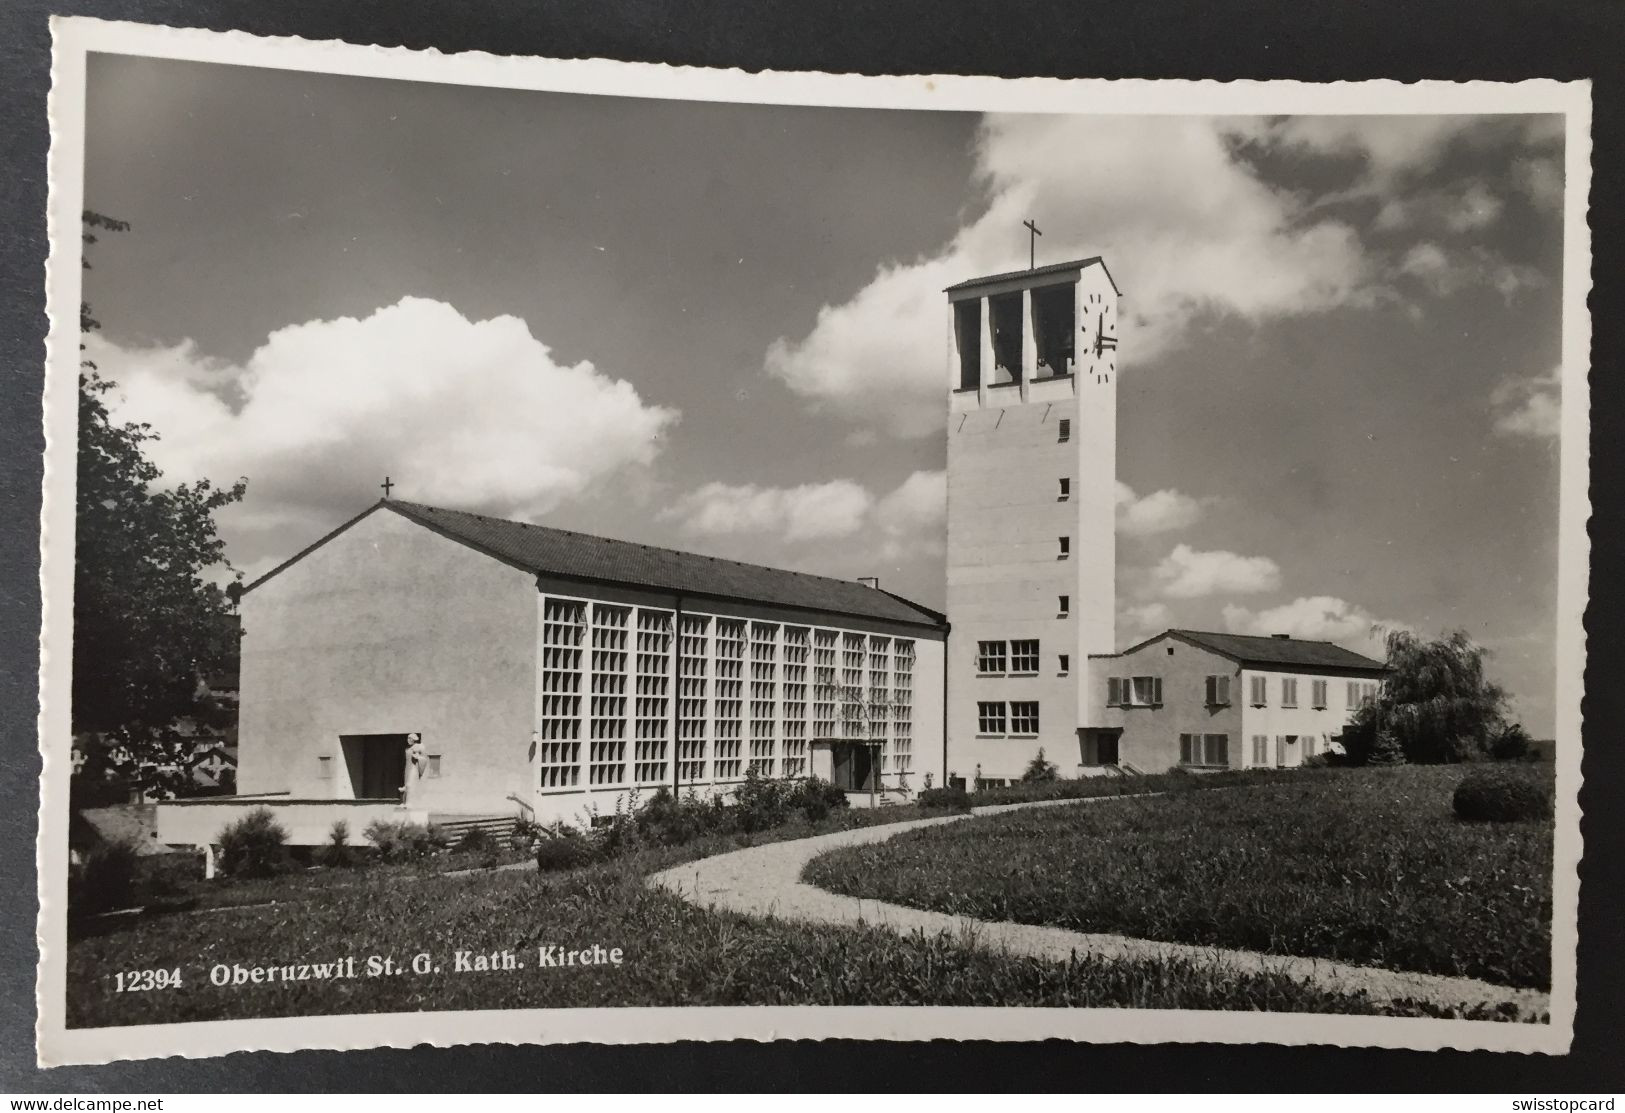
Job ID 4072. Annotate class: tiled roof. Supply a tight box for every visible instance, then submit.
[261,500,945,630]
[1160,629,1386,672]
[943,256,1119,294]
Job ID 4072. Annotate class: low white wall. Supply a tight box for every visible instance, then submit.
[155,797,427,847]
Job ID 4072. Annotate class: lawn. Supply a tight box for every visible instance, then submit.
[804,764,1554,991]
[62,792,1503,1026]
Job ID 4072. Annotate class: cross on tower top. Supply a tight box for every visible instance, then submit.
[380,476,394,499]
[1023,219,1042,270]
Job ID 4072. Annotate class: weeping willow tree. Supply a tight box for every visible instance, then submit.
[1341,629,1514,764]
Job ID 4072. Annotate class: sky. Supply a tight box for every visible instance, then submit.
[80,54,1567,734]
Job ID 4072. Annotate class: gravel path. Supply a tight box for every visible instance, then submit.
[648,795,1549,1020]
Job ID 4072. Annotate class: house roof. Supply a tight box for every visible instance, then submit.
[1103,628,1387,673]
[252,500,947,631]
[943,256,1121,295]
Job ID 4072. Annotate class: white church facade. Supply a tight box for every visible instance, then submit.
[159,499,946,844]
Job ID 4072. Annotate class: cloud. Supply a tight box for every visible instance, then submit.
[1120,602,1171,634]
[1116,482,1206,537]
[1397,242,1544,301]
[1222,595,1403,656]
[1514,156,1564,211]
[1492,365,1562,439]
[89,297,680,538]
[660,479,873,543]
[764,115,1370,437]
[1150,544,1281,599]
[1374,181,1504,233]
[659,469,946,554]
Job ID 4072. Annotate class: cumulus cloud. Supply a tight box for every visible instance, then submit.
[764,115,1370,437]
[1374,181,1504,233]
[1150,544,1281,599]
[89,297,680,538]
[1222,595,1403,656]
[1120,602,1172,634]
[1116,481,1206,537]
[1492,365,1562,439]
[660,469,945,555]
[1397,242,1543,301]
[659,479,874,543]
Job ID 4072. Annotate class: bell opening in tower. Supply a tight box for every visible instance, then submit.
[954,300,981,391]
[1033,283,1076,377]
[989,292,1023,384]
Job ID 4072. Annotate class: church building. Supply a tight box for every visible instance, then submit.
[161,499,945,843]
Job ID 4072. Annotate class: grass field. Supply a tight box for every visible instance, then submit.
[62,788,1507,1026]
[805,765,1554,990]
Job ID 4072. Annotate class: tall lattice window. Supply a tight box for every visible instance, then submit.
[868,636,891,771]
[892,639,914,775]
[812,630,838,739]
[748,622,779,777]
[782,627,809,777]
[841,632,866,735]
[713,619,745,780]
[676,614,710,784]
[538,598,585,789]
[633,610,671,784]
[588,604,629,786]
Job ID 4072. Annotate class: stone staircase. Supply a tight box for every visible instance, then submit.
[431,814,520,844]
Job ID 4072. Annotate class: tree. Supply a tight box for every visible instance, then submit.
[74,211,248,798]
[1020,748,1059,783]
[1340,629,1511,765]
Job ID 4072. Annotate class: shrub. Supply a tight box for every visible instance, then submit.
[734,768,795,832]
[321,819,352,868]
[217,808,289,878]
[790,777,849,823]
[72,838,142,915]
[1453,768,1552,822]
[457,827,495,856]
[535,834,598,872]
[1491,722,1534,762]
[918,786,971,810]
[363,819,452,862]
[1020,749,1059,784]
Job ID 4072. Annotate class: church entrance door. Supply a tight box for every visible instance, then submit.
[341,734,409,800]
[830,741,876,793]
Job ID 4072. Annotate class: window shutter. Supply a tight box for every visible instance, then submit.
[1107,677,1121,706]
[1205,676,1216,705]
[1152,677,1163,706]
[1219,675,1230,705]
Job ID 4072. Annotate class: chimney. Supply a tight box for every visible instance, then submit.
[857,576,880,590]
[1271,633,1291,640]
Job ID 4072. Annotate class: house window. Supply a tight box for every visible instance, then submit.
[1011,639,1040,673]
[1131,676,1162,706]
[426,754,442,778]
[1249,676,1268,706]
[1312,679,1328,709]
[317,755,332,780]
[1058,653,1070,674]
[1180,733,1230,767]
[977,640,1007,673]
[1281,678,1299,708]
[1205,675,1231,706]
[1058,418,1071,442]
[977,701,1007,735]
[1058,595,1070,616]
[1058,536,1071,559]
[1010,701,1040,734]
[1251,735,1269,765]
[1058,478,1071,500]
[1347,680,1378,708]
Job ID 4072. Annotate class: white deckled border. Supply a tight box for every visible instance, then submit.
[36,14,1593,1066]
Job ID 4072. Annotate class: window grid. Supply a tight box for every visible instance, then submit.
[782,627,810,777]
[1010,701,1039,735]
[538,599,585,789]
[868,636,891,771]
[892,640,914,775]
[712,620,745,780]
[1010,639,1040,673]
[812,630,838,739]
[978,700,1006,735]
[749,622,779,777]
[588,604,629,786]
[676,615,710,783]
[977,640,1007,673]
[633,611,672,784]
[840,633,866,737]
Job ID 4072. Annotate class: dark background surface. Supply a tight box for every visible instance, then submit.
[2,0,1621,1093]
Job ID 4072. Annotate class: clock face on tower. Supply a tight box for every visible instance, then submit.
[1079,291,1118,381]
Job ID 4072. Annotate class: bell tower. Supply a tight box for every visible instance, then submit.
[943,256,1119,785]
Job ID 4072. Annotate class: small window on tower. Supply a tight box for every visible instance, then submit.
[1057,418,1072,442]
[1058,536,1070,559]
[1058,653,1070,674]
[1058,477,1071,500]
[317,755,332,780]
[1058,595,1070,616]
